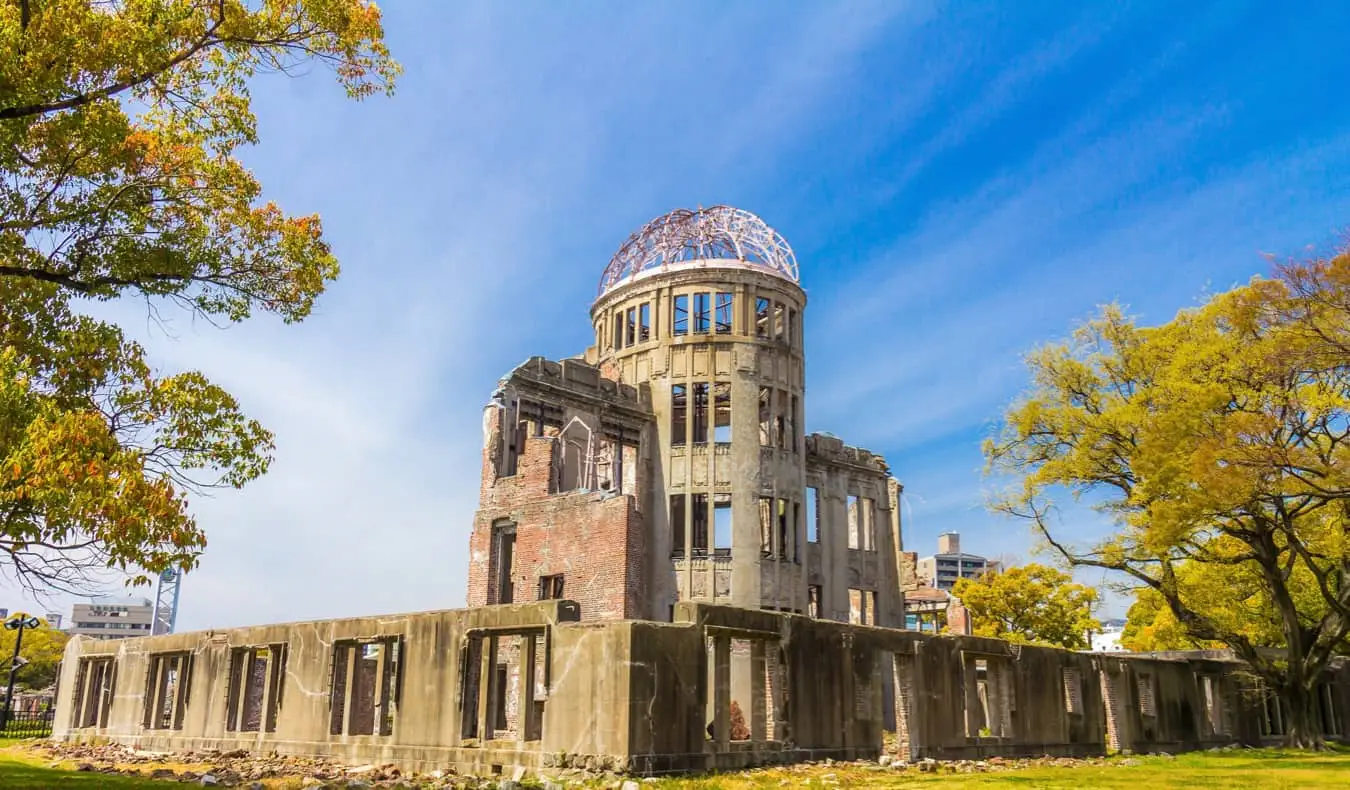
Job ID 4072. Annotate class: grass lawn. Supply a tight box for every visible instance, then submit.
[0,740,1346,788]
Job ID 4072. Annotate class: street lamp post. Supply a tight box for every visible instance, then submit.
[1,614,41,731]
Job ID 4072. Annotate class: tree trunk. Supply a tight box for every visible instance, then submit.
[1282,680,1325,749]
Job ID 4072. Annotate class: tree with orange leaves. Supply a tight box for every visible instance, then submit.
[0,2,398,593]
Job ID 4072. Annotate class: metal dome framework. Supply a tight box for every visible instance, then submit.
[598,206,799,296]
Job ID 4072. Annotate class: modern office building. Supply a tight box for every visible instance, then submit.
[68,596,155,640]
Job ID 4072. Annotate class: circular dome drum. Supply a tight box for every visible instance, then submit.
[598,205,799,296]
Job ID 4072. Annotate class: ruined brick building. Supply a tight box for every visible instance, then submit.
[466,206,905,628]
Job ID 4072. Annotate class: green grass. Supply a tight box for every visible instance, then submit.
[0,741,1347,789]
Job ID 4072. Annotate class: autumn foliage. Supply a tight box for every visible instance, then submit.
[0,1,398,591]
[987,243,1350,747]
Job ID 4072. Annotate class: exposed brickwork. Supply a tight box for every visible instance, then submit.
[468,405,648,621]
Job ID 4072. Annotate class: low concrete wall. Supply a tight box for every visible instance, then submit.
[52,601,1350,776]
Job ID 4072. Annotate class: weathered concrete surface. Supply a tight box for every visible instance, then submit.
[53,601,1350,777]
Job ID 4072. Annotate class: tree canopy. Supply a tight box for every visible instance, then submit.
[985,245,1350,746]
[0,616,69,689]
[951,563,1100,649]
[0,1,398,593]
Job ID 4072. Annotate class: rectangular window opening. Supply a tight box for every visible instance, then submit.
[226,644,288,733]
[713,495,732,555]
[625,307,636,347]
[673,294,689,335]
[758,387,773,446]
[847,495,860,550]
[638,303,651,342]
[612,313,623,351]
[758,496,773,556]
[670,494,687,559]
[755,297,771,338]
[808,585,822,618]
[539,574,565,600]
[787,308,797,346]
[72,657,117,730]
[693,292,711,333]
[1063,667,1083,715]
[793,501,802,564]
[788,395,798,452]
[772,302,785,339]
[1137,673,1156,718]
[691,382,709,444]
[715,292,733,334]
[806,487,819,543]
[671,384,688,446]
[776,498,789,561]
[490,521,516,605]
[861,497,875,552]
[329,637,402,737]
[691,493,709,556]
[713,383,731,443]
[143,652,194,731]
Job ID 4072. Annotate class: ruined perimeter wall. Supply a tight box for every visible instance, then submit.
[53,603,1350,777]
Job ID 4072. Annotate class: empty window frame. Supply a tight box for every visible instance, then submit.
[793,501,802,563]
[755,296,771,338]
[805,487,820,543]
[860,497,875,551]
[1062,667,1083,715]
[808,585,822,618]
[774,390,787,449]
[673,294,689,335]
[713,494,732,555]
[70,657,117,729]
[788,395,798,452]
[693,292,712,333]
[777,498,790,561]
[143,652,194,730]
[490,520,516,605]
[772,302,785,339]
[1136,673,1156,717]
[691,493,709,556]
[759,496,774,556]
[329,638,402,737]
[847,495,861,549]
[612,312,623,351]
[539,574,565,600]
[625,307,637,347]
[691,382,709,444]
[638,303,651,342]
[225,644,288,733]
[787,308,797,347]
[715,292,733,334]
[670,494,687,558]
[671,384,688,446]
[713,383,731,443]
[758,387,773,446]
[849,589,876,625]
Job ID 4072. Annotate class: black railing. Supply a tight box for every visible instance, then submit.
[0,709,55,738]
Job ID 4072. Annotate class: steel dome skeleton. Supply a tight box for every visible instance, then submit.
[598,206,799,296]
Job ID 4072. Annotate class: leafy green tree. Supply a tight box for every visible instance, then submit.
[0,1,398,592]
[986,245,1350,747]
[951,563,1100,649]
[0,616,69,689]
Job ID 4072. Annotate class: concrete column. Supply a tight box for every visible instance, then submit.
[518,634,537,743]
[713,635,731,748]
[477,637,496,740]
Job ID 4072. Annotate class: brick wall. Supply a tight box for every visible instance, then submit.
[467,406,648,621]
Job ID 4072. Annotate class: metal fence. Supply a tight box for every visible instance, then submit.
[0,709,55,738]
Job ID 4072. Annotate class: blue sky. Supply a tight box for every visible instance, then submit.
[13,1,1350,628]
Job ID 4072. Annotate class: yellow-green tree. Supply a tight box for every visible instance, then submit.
[0,2,397,593]
[0,616,69,689]
[951,564,1100,649]
[986,245,1350,747]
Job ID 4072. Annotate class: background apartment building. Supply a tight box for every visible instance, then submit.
[916,532,997,591]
